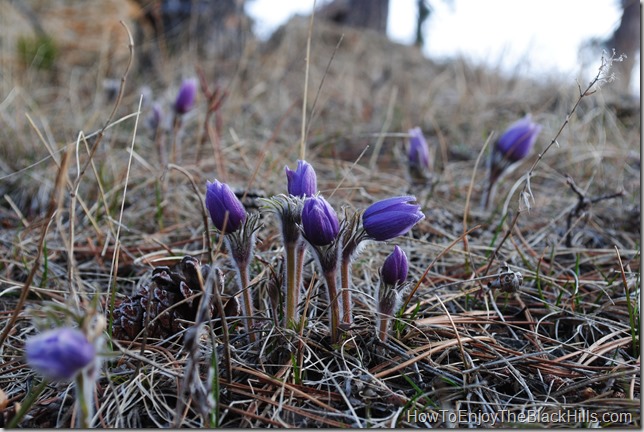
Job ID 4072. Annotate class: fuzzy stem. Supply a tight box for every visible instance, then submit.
[338,226,365,325]
[236,263,256,343]
[340,255,352,325]
[170,115,182,164]
[377,313,390,343]
[284,242,299,327]
[323,269,340,343]
[154,123,167,167]
[295,242,306,303]
[75,372,92,428]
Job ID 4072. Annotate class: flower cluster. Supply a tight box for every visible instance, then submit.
[206,160,425,343]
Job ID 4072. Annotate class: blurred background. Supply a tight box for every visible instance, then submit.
[245,0,640,96]
[2,0,639,96]
[248,0,640,96]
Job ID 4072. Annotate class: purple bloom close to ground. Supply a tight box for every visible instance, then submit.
[147,102,163,132]
[205,180,247,233]
[302,196,339,246]
[408,127,430,171]
[381,245,408,286]
[174,78,198,115]
[285,160,317,197]
[495,115,542,162]
[25,328,96,381]
[362,196,425,241]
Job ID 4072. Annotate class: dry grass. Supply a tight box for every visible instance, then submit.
[0,13,640,428]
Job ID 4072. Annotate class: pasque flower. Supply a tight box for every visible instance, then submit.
[408,127,430,172]
[376,246,410,342]
[25,328,96,381]
[362,196,425,241]
[147,103,163,133]
[174,77,198,115]
[205,180,247,233]
[381,245,408,286]
[494,114,542,162]
[482,114,542,210]
[206,179,260,343]
[302,196,340,246]
[285,160,317,197]
[300,195,341,341]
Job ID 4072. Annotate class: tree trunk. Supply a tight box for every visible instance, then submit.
[606,0,640,94]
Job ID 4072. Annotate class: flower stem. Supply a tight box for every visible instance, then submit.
[75,372,92,428]
[237,263,256,343]
[170,116,182,164]
[285,242,299,327]
[323,269,340,343]
[295,242,306,304]
[376,313,389,343]
[340,255,352,325]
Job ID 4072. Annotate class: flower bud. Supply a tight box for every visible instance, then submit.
[302,196,339,246]
[495,114,542,162]
[285,160,317,197]
[362,196,424,241]
[408,127,430,172]
[205,180,247,233]
[25,328,96,381]
[174,78,198,115]
[381,245,408,286]
[147,102,163,132]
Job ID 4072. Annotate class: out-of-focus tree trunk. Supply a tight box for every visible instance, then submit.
[606,0,640,94]
[317,0,389,33]
[415,0,430,47]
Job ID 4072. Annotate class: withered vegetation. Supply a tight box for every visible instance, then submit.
[0,12,640,428]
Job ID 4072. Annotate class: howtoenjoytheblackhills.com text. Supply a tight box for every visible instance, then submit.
[406,408,633,426]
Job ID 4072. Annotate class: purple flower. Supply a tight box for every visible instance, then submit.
[25,328,96,381]
[495,115,542,162]
[302,196,339,246]
[147,102,163,131]
[408,127,430,171]
[174,78,198,115]
[362,196,425,241]
[285,160,317,197]
[205,180,247,233]
[381,246,408,286]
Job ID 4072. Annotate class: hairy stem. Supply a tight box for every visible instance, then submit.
[237,262,256,343]
[75,373,91,428]
[295,242,306,305]
[323,269,340,343]
[376,314,389,343]
[285,242,299,327]
[340,256,352,325]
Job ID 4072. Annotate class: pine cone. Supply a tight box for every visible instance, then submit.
[111,256,212,341]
